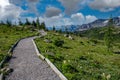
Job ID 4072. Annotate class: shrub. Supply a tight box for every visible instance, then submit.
[90,39,98,44]
[54,39,64,47]
[80,41,84,45]
[62,63,78,73]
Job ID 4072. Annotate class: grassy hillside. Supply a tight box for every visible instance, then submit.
[79,27,120,43]
[35,31,120,80]
[0,25,37,62]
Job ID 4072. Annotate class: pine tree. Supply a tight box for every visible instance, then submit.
[18,19,23,26]
[36,18,40,29]
[53,26,55,31]
[58,29,62,33]
[25,18,31,25]
[0,21,5,25]
[104,17,114,52]
[32,20,37,28]
[6,19,12,27]
[41,22,46,30]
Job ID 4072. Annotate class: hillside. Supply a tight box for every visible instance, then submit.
[35,31,120,80]
[0,25,37,62]
[77,27,120,43]
[0,21,120,80]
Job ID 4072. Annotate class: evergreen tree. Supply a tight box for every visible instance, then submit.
[41,22,46,30]
[36,18,40,29]
[58,29,62,33]
[53,26,55,31]
[104,17,114,52]
[18,19,23,26]
[6,19,12,27]
[65,27,69,34]
[32,20,37,28]
[0,21,5,25]
[25,18,31,25]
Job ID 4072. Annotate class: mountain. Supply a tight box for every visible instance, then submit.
[77,17,120,31]
[47,17,120,32]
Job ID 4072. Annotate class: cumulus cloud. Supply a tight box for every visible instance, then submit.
[45,6,61,17]
[0,0,97,27]
[85,15,97,24]
[71,13,97,25]
[58,0,84,15]
[39,14,72,27]
[0,0,22,21]
[9,0,24,6]
[89,0,120,12]
[10,0,39,16]
[26,0,39,15]
[71,13,85,25]
[27,0,39,2]
[35,13,97,27]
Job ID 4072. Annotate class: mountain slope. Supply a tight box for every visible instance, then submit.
[77,17,120,31]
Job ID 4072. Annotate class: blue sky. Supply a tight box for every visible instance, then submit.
[0,0,120,27]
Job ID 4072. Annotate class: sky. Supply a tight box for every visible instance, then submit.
[0,0,120,27]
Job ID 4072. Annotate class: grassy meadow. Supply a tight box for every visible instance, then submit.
[0,25,37,62]
[0,23,120,80]
[35,31,120,80]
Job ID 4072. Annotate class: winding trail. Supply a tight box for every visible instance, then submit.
[5,37,61,80]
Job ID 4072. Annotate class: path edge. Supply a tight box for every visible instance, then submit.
[0,39,21,80]
[32,39,68,80]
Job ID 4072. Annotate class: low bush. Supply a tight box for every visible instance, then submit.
[54,39,64,47]
[90,39,98,44]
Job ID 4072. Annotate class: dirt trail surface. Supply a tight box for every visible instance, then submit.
[5,37,61,80]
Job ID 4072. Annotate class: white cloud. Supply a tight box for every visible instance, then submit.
[0,0,22,21]
[0,0,97,27]
[89,0,120,12]
[27,0,39,15]
[71,13,85,25]
[45,6,61,17]
[36,13,97,27]
[0,0,10,8]
[85,15,97,24]
[58,0,84,15]
[39,14,73,27]
[9,0,39,16]
[71,13,97,25]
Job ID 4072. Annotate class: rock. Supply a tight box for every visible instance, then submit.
[106,74,111,80]
[44,39,52,43]
[64,34,69,37]
[0,67,13,75]
[0,68,6,72]
[38,30,47,36]
[68,35,74,40]
[5,68,13,74]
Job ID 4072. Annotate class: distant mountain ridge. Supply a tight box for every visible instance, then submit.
[47,17,120,32]
[63,17,120,32]
[77,17,120,31]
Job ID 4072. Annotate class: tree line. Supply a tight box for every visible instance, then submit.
[0,18,46,30]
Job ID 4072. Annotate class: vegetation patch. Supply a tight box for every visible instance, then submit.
[35,31,120,80]
[0,25,37,64]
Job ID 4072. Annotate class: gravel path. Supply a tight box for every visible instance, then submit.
[5,37,61,80]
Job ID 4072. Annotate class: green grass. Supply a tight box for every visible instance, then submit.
[0,25,37,62]
[35,31,120,80]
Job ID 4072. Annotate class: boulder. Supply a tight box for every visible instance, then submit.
[44,39,52,43]
[68,35,74,40]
